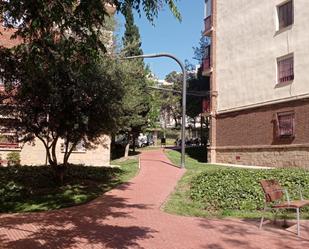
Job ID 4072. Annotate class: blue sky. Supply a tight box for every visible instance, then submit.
[116,1,204,80]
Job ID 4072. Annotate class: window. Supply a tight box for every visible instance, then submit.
[278,1,293,29]
[0,133,19,148]
[74,140,86,152]
[61,140,86,153]
[277,55,294,84]
[277,112,294,137]
[205,0,212,18]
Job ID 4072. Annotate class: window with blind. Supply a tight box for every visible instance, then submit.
[277,55,294,84]
[277,112,295,137]
[0,133,19,148]
[278,1,293,29]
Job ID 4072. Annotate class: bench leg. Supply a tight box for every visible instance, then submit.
[259,205,267,230]
[296,208,300,236]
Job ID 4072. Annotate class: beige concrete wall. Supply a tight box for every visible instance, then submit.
[216,0,309,112]
[0,136,111,166]
[216,145,309,169]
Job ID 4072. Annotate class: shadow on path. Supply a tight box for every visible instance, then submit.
[0,183,156,249]
[141,159,180,169]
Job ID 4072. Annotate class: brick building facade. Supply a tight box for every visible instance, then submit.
[203,0,309,168]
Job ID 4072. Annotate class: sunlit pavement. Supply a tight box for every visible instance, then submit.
[0,149,308,249]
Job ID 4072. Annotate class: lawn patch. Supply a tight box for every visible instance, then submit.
[0,159,139,213]
[164,149,309,219]
[191,168,309,213]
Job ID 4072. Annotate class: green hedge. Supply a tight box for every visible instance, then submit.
[190,168,309,211]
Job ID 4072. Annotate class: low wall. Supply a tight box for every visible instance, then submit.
[216,144,309,169]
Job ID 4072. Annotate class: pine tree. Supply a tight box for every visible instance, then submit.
[193,32,211,64]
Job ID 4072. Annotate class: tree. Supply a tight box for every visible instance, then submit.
[193,32,211,65]
[118,0,181,23]
[119,2,151,156]
[0,0,180,181]
[186,73,210,120]
[122,1,143,57]
[161,71,182,128]
[146,76,162,129]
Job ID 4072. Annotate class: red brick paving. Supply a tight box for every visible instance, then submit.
[0,149,308,249]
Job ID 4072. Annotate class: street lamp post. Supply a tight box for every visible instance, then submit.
[124,53,187,168]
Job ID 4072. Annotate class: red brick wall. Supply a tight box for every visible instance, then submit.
[216,98,309,147]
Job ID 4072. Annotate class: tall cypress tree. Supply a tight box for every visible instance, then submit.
[122,2,143,56]
[119,2,150,155]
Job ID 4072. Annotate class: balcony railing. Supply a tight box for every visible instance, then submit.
[0,142,19,148]
[202,45,211,72]
[204,15,212,34]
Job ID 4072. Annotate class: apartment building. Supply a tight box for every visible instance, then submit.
[203,0,309,168]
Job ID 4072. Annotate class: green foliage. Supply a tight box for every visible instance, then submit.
[186,74,210,119]
[193,32,211,64]
[159,71,182,127]
[190,168,309,212]
[0,159,138,213]
[0,0,180,173]
[117,60,150,132]
[0,1,128,169]
[158,128,179,139]
[6,152,21,166]
[122,1,143,56]
[164,149,309,219]
[146,79,162,128]
[118,2,151,151]
[119,0,181,23]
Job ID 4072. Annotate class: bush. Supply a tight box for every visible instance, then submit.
[6,152,21,166]
[190,168,309,212]
[158,128,180,139]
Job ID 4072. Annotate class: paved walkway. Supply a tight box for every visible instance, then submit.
[0,150,309,249]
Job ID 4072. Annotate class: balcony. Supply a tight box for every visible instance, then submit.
[202,45,213,75]
[0,143,19,149]
[203,15,213,36]
[202,99,211,115]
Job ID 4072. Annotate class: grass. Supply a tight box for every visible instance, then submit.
[163,147,225,218]
[0,158,139,213]
[164,148,309,220]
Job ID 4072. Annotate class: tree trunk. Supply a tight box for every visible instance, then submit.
[124,143,130,158]
[132,133,136,153]
[200,116,203,143]
[53,164,67,185]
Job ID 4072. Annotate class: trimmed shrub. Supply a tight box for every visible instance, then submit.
[190,168,309,211]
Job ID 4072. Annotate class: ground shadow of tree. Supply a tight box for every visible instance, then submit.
[198,218,309,249]
[111,145,141,160]
[0,183,157,249]
[172,146,207,163]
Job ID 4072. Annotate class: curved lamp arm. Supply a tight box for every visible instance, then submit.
[124,53,187,168]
